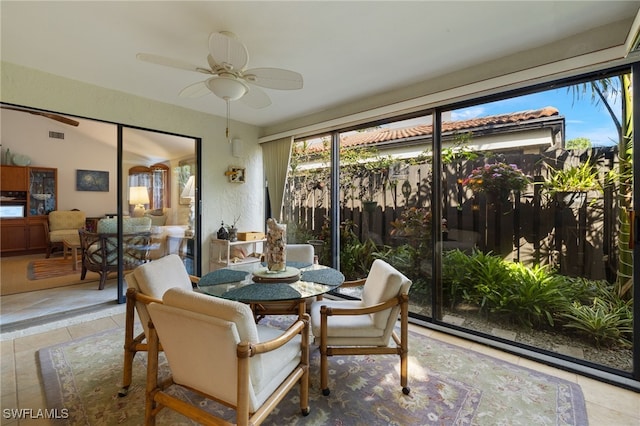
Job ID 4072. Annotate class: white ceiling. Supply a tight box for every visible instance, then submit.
[1,1,639,130]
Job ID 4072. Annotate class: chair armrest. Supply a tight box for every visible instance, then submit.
[320,295,406,317]
[244,314,309,356]
[339,278,366,288]
[189,275,200,285]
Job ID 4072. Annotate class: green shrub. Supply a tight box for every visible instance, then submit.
[491,263,567,327]
[561,297,632,348]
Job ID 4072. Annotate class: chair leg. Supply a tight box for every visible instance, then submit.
[98,273,107,290]
[320,307,330,395]
[120,291,137,397]
[145,323,160,426]
[400,297,410,395]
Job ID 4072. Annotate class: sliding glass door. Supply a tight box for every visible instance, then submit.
[119,126,200,302]
[283,65,637,387]
[437,69,634,375]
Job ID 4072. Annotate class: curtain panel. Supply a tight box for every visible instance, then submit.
[261,136,293,221]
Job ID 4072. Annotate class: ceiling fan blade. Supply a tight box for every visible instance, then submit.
[243,68,304,90]
[136,53,212,74]
[240,85,272,109]
[1,106,79,127]
[179,81,211,98]
[209,31,249,71]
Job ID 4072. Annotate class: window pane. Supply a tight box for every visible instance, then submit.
[439,73,632,373]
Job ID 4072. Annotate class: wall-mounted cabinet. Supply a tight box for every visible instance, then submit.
[0,165,57,254]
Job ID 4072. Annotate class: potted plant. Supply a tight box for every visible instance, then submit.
[543,160,603,207]
[463,162,530,202]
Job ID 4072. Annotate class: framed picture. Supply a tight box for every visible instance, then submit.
[76,169,109,192]
[226,166,245,183]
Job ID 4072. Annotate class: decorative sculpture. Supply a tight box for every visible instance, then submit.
[265,218,286,272]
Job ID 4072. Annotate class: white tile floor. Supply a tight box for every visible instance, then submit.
[1,283,639,425]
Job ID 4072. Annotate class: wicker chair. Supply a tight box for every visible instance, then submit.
[78,225,151,290]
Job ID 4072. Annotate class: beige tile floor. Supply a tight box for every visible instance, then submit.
[1,287,639,425]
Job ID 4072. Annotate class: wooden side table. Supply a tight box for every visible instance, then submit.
[63,236,81,270]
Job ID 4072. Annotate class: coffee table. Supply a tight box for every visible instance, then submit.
[63,236,81,271]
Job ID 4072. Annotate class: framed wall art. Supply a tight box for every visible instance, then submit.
[225,166,245,183]
[76,169,109,192]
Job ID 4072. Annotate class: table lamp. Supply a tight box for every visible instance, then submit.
[181,176,195,237]
[129,186,150,217]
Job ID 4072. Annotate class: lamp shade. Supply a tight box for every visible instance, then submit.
[181,175,195,199]
[129,186,150,206]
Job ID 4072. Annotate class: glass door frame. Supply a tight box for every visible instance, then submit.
[116,124,201,304]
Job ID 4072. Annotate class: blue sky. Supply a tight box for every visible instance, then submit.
[451,84,623,147]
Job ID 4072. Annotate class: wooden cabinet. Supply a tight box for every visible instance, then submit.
[1,165,57,255]
[0,165,27,191]
[210,238,265,271]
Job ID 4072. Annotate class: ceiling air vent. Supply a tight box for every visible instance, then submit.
[49,131,64,140]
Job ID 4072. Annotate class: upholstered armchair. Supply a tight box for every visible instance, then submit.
[310,259,412,396]
[44,210,86,258]
[119,254,199,397]
[79,217,153,290]
[286,243,315,265]
[145,287,310,426]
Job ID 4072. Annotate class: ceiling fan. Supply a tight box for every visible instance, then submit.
[137,31,303,138]
[1,105,79,127]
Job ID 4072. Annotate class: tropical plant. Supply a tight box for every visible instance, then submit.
[561,297,632,348]
[570,75,633,297]
[542,159,603,196]
[491,263,567,327]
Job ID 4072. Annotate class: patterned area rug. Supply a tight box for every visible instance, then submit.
[38,318,588,425]
[27,257,81,280]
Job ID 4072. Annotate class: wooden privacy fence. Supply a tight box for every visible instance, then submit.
[284,148,621,281]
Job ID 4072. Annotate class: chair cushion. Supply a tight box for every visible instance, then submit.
[48,210,85,232]
[49,229,82,243]
[310,260,412,346]
[132,254,192,299]
[158,288,302,411]
[362,259,411,329]
[97,217,152,233]
[310,299,389,345]
[286,244,314,265]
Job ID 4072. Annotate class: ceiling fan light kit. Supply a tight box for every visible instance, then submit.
[206,76,248,101]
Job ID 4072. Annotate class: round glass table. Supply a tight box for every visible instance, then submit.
[197,261,345,317]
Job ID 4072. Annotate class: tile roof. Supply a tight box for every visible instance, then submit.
[309,106,559,151]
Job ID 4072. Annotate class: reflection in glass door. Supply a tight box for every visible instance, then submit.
[121,127,199,300]
[438,70,633,375]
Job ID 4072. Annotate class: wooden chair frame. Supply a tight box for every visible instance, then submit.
[119,280,199,397]
[144,313,311,426]
[318,278,410,396]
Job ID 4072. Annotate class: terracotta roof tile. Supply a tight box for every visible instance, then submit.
[305,106,559,151]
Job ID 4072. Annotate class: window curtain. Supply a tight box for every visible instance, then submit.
[262,136,293,221]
